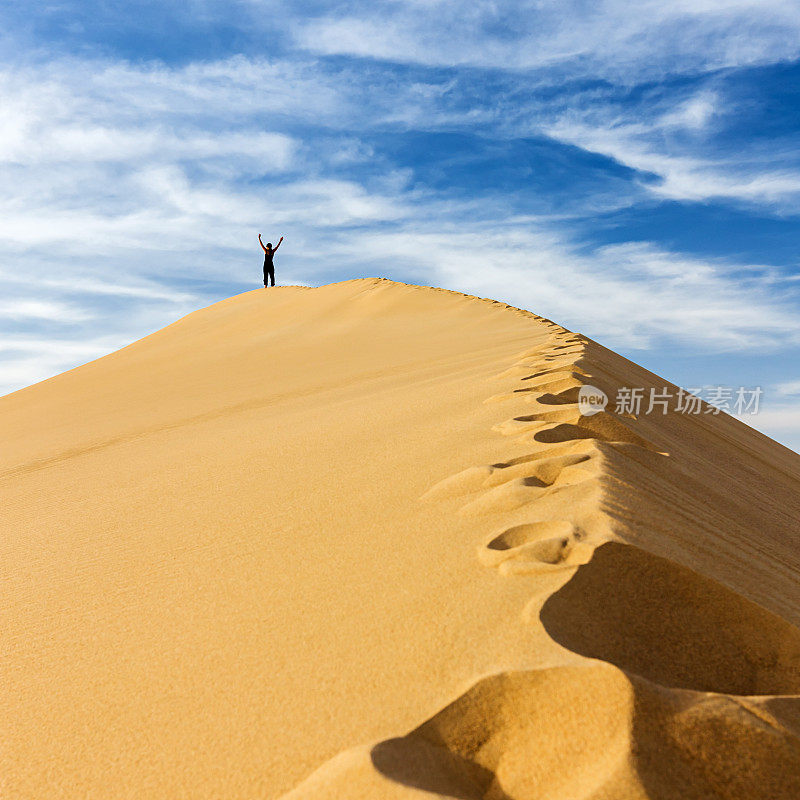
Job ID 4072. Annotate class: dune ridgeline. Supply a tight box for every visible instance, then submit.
[3,278,800,799]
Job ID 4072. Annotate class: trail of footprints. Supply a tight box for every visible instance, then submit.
[424,321,660,577]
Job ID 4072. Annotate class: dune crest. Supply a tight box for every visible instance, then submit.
[3,279,800,799]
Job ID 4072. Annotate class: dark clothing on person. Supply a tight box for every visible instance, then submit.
[259,234,282,286]
[263,253,275,287]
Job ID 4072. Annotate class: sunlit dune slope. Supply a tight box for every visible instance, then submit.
[3,278,800,800]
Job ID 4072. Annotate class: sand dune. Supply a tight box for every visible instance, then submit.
[2,278,800,799]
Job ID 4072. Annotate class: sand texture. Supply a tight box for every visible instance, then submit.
[3,278,800,799]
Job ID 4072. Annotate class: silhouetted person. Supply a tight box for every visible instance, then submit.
[259,234,283,286]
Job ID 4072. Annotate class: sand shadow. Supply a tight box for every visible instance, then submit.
[532,414,661,451]
[370,736,507,800]
[540,542,800,695]
[535,387,581,405]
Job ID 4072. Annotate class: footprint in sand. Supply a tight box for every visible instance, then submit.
[483,373,586,404]
[532,416,661,451]
[493,403,602,435]
[535,387,582,405]
[459,453,597,515]
[516,341,584,359]
[500,452,593,488]
[494,357,586,382]
[521,364,589,381]
[423,447,595,504]
[478,521,592,573]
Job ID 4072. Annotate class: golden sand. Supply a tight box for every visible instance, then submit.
[3,279,799,798]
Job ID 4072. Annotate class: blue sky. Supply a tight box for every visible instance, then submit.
[2,0,800,450]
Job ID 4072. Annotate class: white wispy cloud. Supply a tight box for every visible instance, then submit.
[0,299,90,321]
[544,112,800,206]
[775,380,800,397]
[291,0,800,79]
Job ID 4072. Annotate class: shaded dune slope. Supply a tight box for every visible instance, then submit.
[3,279,800,800]
[541,542,800,696]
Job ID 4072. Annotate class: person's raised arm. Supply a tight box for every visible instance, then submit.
[258,233,268,253]
[274,236,284,251]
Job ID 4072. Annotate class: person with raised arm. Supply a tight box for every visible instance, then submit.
[259,234,283,287]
